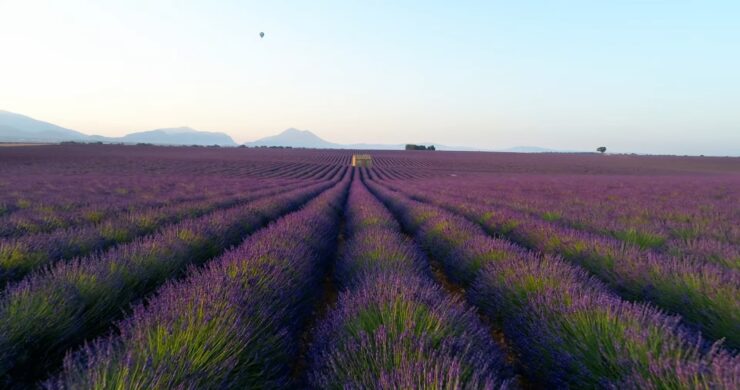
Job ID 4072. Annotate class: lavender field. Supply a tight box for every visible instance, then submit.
[0,144,738,389]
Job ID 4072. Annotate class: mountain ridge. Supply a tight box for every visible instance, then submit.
[244,128,338,148]
[244,128,492,151]
[118,128,237,146]
[0,110,89,141]
[0,111,237,146]
[0,109,566,152]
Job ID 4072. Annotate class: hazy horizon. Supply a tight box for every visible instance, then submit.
[1,1,739,155]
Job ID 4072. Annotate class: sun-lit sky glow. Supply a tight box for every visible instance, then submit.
[1,0,739,155]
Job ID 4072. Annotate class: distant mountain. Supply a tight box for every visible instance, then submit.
[244,129,490,151]
[0,110,564,152]
[244,128,340,148]
[0,111,237,146]
[119,127,237,146]
[0,110,89,142]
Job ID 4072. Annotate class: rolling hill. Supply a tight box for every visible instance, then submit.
[0,111,237,146]
[243,128,487,151]
[1,110,566,152]
[0,110,89,142]
[118,127,237,146]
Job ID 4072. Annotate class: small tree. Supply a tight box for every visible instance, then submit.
[597,146,607,154]
[428,145,436,151]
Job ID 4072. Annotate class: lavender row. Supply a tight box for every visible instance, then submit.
[0,181,270,239]
[0,145,348,186]
[307,173,510,388]
[0,175,197,217]
[0,171,343,386]
[0,179,312,286]
[48,170,351,389]
[0,164,341,284]
[0,147,347,231]
[0,160,339,238]
[383,180,740,349]
[0,175,260,233]
[401,177,739,269]
[366,178,739,388]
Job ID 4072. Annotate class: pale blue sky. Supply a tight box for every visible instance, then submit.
[1,0,738,155]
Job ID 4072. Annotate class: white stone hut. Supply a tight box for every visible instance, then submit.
[351,154,372,168]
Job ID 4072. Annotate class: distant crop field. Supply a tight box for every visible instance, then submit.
[0,143,51,147]
[0,144,737,388]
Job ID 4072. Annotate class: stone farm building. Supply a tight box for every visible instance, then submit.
[351,154,372,168]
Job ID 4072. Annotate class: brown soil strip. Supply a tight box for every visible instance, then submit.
[424,251,537,389]
[290,212,345,384]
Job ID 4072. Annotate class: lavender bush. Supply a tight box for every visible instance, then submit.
[366,177,739,388]
[47,170,350,389]
[0,177,340,386]
[307,173,510,389]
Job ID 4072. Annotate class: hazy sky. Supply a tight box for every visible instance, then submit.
[1,0,738,155]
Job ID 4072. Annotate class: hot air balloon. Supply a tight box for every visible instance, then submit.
[260,32,264,38]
